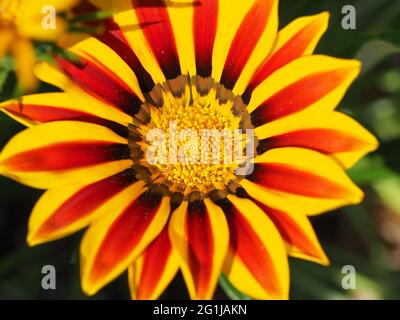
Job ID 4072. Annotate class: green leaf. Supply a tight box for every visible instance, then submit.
[0,54,14,70]
[373,176,400,215]
[355,40,400,75]
[0,55,14,98]
[54,47,81,64]
[219,274,251,300]
[0,69,9,95]
[378,70,400,93]
[348,157,397,185]
[71,10,112,23]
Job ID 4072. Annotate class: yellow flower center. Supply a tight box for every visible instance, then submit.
[130,75,253,196]
[150,89,239,193]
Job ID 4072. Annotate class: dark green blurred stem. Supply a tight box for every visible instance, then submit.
[70,10,112,23]
[219,274,251,300]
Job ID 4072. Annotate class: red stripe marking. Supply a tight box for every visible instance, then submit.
[98,23,155,93]
[243,18,324,103]
[90,190,163,283]
[251,69,353,126]
[36,170,136,237]
[193,0,218,77]
[56,56,142,117]
[4,103,128,137]
[132,0,181,79]
[2,142,130,172]
[218,199,279,294]
[257,129,368,155]
[248,163,351,198]
[220,0,274,90]
[136,227,172,299]
[73,1,155,92]
[251,198,322,260]
[187,200,214,299]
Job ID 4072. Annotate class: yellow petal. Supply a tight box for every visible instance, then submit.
[0,92,129,132]
[248,55,361,115]
[10,38,38,92]
[24,0,80,12]
[111,0,166,84]
[242,147,364,216]
[243,12,330,102]
[167,1,196,76]
[0,121,132,189]
[169,199,229,299]
[129,227,179,300]
[17,17,67,41]
[34,62,133,126]
[0,28,14,58]
[80,189,170,295]
[273,12,329,57]
[232,0,279,95]
[59,36,145,102]
[246,195,329,265]
[212,0,278,90]
[28,171,141,246]
[220,195,289,299]
[255,111,379,168]
[212,0,263,81]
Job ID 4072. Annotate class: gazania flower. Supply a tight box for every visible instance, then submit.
[0,0,378,300]
[0,0,79,91]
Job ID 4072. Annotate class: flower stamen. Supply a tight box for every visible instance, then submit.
[129,75,254,195]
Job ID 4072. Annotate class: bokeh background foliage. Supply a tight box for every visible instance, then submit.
[0,0,400,299]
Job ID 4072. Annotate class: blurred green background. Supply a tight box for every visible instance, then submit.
[1,0,400,299]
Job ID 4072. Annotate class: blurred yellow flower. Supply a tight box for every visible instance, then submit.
[0,0,79,92]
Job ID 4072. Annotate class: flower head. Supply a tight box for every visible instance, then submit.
[0,0,378,299]
[0,0,79,91]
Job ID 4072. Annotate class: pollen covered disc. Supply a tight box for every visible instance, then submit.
[128,75,254,195]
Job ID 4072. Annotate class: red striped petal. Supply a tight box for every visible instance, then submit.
[220,0,275,90]
[257,129,368,155]
[187,201,214,299]
[56,56,142,117]
[90,190,164,283]
[251,69,353,126]
[36,169,136,238]
[243,18,327,102]
[97,24,155,93]
[249,197,324,261]
[135,227,174,299]
[169,200,228,299]
[131,0,181,79]
[4,103,128,137]
[193,0,218,77]
[1,141,129,172]
[74,1,155,92]
[247,163,351,198]
[218,199,279,294]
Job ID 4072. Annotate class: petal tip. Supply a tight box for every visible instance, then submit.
[351,59,362,72]
[81,278,100,296]
[26,230,53,247]
[350,187,365,205]
[370,135,380,152]
[316,11,330,24]
[322,257,331,267]
[315,249,331,266]
[26,233,40,247]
